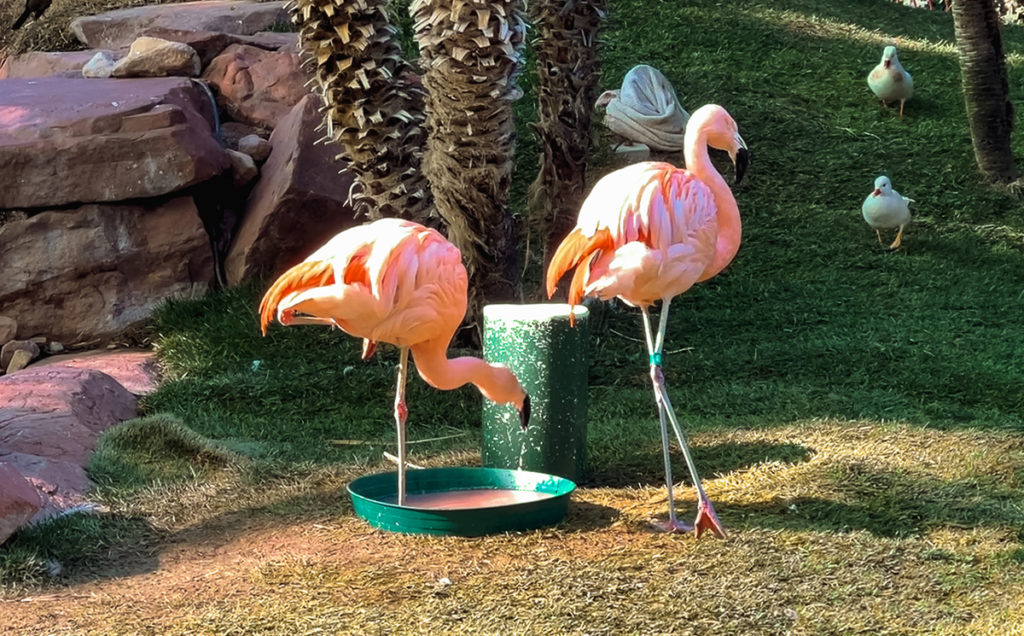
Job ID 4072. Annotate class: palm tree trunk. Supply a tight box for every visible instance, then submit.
[952,0,1019,182]
[527,0,606,280]
[411,0,527,334]
[291,0,433,221]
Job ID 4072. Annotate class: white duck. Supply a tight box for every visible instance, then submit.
[862,176,913,249]
[868,45,914,116]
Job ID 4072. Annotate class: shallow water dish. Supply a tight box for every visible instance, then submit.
[347,467,576,536]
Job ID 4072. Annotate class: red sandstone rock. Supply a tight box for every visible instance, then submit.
[203,43,308,129]
[0,50,116,79]
[0,77,229,209]
[33,349,161,396]
[0,367,137,468]
[0,462,42,545]
[71,1,289,51]
[0,198,213,343]
[225,94,358,284]
[0,452,92,526]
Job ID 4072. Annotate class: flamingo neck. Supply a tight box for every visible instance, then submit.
[685,128,742,282]
[410,341,526,409]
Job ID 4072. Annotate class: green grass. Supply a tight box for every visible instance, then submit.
[3,0,1024,631]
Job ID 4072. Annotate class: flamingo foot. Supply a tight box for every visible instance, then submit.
[694,497,727,539]
[651,517,693,534]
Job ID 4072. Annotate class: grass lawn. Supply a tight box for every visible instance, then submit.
[3,0,1024,633]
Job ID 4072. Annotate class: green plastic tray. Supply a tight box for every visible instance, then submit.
[347,467,576,536]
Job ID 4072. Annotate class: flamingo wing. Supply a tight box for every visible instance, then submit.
[260,219,459,344]
[547,162,719,309]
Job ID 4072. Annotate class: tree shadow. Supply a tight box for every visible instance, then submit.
[559,499,620,532]
[723,463,1024,539]
[1,512,161,589]
[585,440,813,488]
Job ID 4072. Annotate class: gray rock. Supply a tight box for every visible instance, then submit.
[237,134,271,163]
[81,51,118,78]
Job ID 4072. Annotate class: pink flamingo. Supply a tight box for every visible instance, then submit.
[545,104,748,538]
[260,218,530,506]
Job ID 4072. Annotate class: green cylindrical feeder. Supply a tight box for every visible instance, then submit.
[482,303,589,482]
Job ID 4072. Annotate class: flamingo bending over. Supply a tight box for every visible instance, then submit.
[260,218,530,506]
[546,104,749,538]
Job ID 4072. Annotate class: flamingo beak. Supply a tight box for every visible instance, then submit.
[519,394,531,430]
[733,134,749,184]
[884,59,892,69]
[872,188,882,196]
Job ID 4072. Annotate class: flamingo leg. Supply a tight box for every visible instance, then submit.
[875,229,883,245]
[641,308,689,533]
[394,347,410,506]
[889,224,906,250]
[646,302,727,539]
[899,99,906,117]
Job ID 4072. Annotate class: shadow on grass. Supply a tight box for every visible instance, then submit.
[561,500,619,532]
[725,464,1024,539]
[586,441,814,487]
[1,513,160,589]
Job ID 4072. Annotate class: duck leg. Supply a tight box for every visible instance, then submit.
[889,224,906,250]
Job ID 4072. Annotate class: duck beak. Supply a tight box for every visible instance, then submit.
[519,394,531,430]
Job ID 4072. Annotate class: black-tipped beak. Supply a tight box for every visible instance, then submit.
[519,394,531,430]
[734,147,750,184]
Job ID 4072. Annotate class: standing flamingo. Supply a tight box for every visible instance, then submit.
[259,218,530,506]
[545,104,748,538]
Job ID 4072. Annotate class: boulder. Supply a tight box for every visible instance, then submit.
[111,37,202,78]
[1,340,40,371]
[0,463,42,545]
[135,28,299,66]
[226,148,259,187]
[225,94,358,284]
[0,366,138,468]
[0,452,92,527]
[0,317,17,345]
[0,197,213,343]
[33,349,161,396]
[203,43,308,129]
[238,31,299,52]
[136,27,242,66]
[6,349,37,375]
[0,50,114,79]
[0,77,229,209]
[71,1,289,51]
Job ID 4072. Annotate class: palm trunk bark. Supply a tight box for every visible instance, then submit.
[291,0,433,221]
[411,0,527,335]
[527,0,606,280]
[952,0,1019,182]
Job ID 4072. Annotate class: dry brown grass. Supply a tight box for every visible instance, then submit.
[2,422,1023,634]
